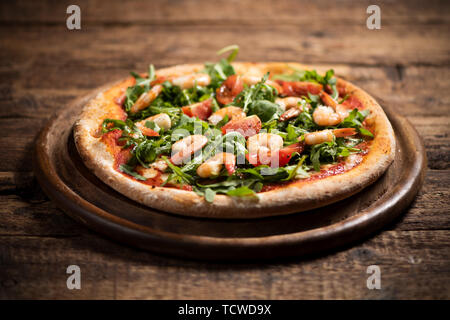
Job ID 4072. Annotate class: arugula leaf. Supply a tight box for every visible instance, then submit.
[130,64,156,88]
[339,108,373,138]
[204,45,239,89]
[273,67,333,85]
[162,156,195,185]
[285,124,308,143]
[145,120,161,133]
[226,186,256,197]
[101,119,127,133]
[308,136,361,172]
[248,100,280,122]
[281,155,307,181]
[119,164,146,181]
[338,94,350,104]
[358,127,374,138]
[233,73,277,113]
[309,141,338,171]
[134,140,156,167]
[341,108,369,127]
[294,109,318,131]
[204,188,216,202]
[124,64,157,112]
[195,176,261,200]
[216,44,240,63]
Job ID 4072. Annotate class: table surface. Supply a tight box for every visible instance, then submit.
[0,0,449,299]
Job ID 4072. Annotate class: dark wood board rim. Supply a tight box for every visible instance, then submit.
[33,86,427,261]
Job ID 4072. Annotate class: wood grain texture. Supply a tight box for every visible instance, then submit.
[0,0,448,299]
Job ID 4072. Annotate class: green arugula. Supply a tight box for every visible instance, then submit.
[124,64,156,112]
[233,73,278,114]
[204,45,239,89]
[340,108,374,138]
[273,67,338,99]
[119,164,146,181]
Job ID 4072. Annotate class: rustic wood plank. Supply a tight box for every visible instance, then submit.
[0,230,448,299]
[1,23,449,71]
[406,116,450,170]
[0,170,448,241]
[0,0,447,24]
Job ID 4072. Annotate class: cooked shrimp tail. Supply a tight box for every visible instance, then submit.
[196,152,236,178]
[170,135,208,165]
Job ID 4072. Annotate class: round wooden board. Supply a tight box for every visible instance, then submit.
[33,89,426,261]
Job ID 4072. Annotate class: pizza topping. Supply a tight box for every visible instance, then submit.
[273,68,338,98]
[216,74,244,105]
[170,134,208,165]
[241,75,283,94]
[247,142,304,167]
[278,80,323,97]
[135,123,160,137]
[277,97,311,121]
[208,105,246,125]
[221,115,262,138]
[247,133,283,165]
[181,98,213,120]
[196,152,236,178]
[312,105,344,126]
[310,91,349,126]
[170,73,211,89]
[303,128,357,145]
[130,84,163,114]
[114,92,127,106]
[99,46,375,202]
[275,97,305,111]
[136,166,160,179]
[137,113,172,131]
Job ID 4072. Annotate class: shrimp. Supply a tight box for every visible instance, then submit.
[170,73,211,89]
[170,135,208,165]
[196,152,236,178]
[136,113,171,131]
[134,159,168,184]
[241,75,283,93]
[276,97,304,111]
[312,106,342,126]
[247,133,284,165]
[279,80,323,97]
[208,106,246,125]
[276,97,311,121]
[303,128,357,145]
[312,91,349,126]
[130,84,163,114]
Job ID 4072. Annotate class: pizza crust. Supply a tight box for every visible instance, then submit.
[74,62,396,218]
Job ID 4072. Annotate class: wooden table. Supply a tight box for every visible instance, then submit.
[0,0,449,299]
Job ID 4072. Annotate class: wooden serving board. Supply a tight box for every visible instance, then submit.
[33,89,427,260]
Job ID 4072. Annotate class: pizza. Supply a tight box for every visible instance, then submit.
[74,46,395,218]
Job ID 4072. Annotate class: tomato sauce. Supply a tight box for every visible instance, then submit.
[261,140,370,192]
